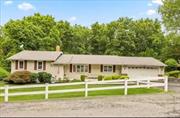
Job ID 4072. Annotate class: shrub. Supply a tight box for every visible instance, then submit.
[80,75,86,82]
[7,71,31,84]
[120,75,129,79]
[38,72,52,83]
[165,59,178,71]
[167,70,180,78]
[0,67,9,81]
[112,75,121,80]
[98,75,103,81]
[165,58,178,67]
[103,76,112,80]
[30,73,39,83]
[71,79,82,82]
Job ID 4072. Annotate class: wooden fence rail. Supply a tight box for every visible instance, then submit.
[0,76,168,102]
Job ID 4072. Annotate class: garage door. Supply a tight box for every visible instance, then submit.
[127,66,159,79]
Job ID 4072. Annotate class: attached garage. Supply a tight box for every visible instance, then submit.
[127,66,160,79]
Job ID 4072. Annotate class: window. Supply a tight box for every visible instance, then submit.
[74,65,88,72]
[38,61,43,70]
[19,61,24,69]
[103,65,113,72]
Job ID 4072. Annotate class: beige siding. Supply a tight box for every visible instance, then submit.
[11,60,63,80]
[64,64,121,80]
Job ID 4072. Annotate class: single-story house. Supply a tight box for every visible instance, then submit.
[7,49,166,80]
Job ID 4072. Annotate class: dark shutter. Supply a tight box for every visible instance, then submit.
[15,60,18,70]
[70,64,72,72]
[34,61,37,70]
[100,64,103,72]
[24,60,27,70]
[73,65,76,72]
[43,61,46,70]
[89,64,91,73]
[113,65,116,73]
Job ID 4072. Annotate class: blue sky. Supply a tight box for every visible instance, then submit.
[0,0,163,26]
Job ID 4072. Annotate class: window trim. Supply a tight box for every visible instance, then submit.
[19,61,24,69]
[103,65,113,72]
[73,64,88,73]
[37,61,43,70]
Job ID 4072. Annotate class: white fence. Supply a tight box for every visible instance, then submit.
[0,76,168,102]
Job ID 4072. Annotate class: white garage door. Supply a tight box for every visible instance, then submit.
[127,66,159,79]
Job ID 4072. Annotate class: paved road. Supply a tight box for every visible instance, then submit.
[0,82,180,117]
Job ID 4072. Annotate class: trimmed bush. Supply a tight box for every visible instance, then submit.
[7,71,31,84]
[30,73,39,83]
[103,76,112,80]
[120,75,129,79]
[0,67,9,80]
[112,75,121,80]
[167,70,180,78]
[80,75,86,82]
[98,75,103,81]
[38,72,52,83]
[71,79,82,82]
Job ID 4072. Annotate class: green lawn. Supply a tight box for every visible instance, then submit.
[0,81,164,102]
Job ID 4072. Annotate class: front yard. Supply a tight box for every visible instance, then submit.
[0,81,164,102]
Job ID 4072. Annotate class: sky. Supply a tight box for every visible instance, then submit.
[0,0,163,26]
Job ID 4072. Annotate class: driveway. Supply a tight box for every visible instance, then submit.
[0,82,180,117]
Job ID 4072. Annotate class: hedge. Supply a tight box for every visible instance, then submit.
[167,70,180,78]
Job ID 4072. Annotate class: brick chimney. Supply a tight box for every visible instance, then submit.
[56,45,60,52]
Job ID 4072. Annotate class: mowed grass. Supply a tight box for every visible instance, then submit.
[0,81,164,102]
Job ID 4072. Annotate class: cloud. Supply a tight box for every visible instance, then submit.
[68,16,77,22]
[148,3,152,6]
[4,0,13,5]
[147,9,156,15]
[152,0,163,5]
[18,2,35,11]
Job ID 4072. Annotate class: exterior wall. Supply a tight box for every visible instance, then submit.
[11,60,63,80]
[64,64,121,80]
[11,60,165,80]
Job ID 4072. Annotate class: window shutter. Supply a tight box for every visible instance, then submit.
[24,60,27,70]
[70,64,72,72]
[73,65,76,72]
[34,61,37,70]
[43,61,46,70]
[89,64,91,73]
[100,64,103,72]
[113,65,116,73]
[15,60,18,70]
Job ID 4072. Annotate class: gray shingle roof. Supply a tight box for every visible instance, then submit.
[7,50,62,61]
[54,54,166,66]
[7,51,166,66]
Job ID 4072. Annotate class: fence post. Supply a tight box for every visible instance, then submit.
[164,76,168,92]
[4,85,9,102]
[147,80,150,88]
[124,80,128,95]
[136,80,139,86]
[45,83,49,100]
[85,81,88,97]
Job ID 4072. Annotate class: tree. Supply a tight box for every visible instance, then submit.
[159,0,180,32]
[161,33,180,61]
[90,22,108,54]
